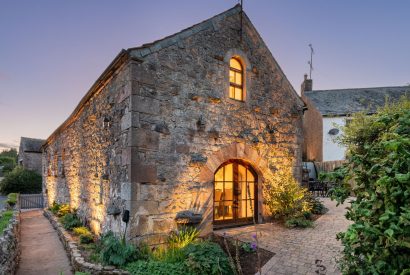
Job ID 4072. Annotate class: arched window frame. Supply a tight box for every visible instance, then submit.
[224,49,251,103]
[229,58,244,101]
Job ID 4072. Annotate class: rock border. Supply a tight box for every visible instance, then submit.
[43,210,129,275]
[0,207,21,275]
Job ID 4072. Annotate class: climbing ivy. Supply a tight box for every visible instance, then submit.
[335,99,410,274]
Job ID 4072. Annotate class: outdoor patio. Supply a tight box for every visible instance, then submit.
[215,198,352,275]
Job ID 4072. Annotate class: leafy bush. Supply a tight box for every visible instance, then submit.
[61,213,82,230]
[0,156,16,174]
[126,241,233,275]
[183,241,233,275]
[285,217,313,228]
[0,210,13,233]
[304,194,328,215]
[0,167,41,194]
[98,231,140,267]
[264,164,311,219]
[333,99,410,274]
[49,201,61,215]
[6,193,17,207]
[57,204,71,217]
[168,226,199,249]
[126,260,189,275]
[73,226,94,244]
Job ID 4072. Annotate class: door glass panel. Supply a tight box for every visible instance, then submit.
[214,181,223,201]
[215,167,224,182]
[214,204,223,220]
[224,164,233,182]
[247,170,255,182]
[239,200,247,219]
[224,200,233,220]
[229,86,235,98]
[224,181,233,201]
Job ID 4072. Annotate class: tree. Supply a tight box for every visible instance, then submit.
[0,167,42,194]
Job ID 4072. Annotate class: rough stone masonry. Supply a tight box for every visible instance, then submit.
[43,5,305,245]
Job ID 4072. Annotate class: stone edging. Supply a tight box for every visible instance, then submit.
[0,208,20,275]
[43,210,129,275]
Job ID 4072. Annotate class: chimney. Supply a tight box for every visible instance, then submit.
[301,74,312,96]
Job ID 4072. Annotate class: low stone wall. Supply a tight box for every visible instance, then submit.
[0,208,20,275]
[43,210,129,275]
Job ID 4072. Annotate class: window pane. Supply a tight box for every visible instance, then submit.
[247,200,254,217]
[235,88,243,101]
[230,58,242,71]
[229,86,235,98]
[247,169,255,182]
[229,70,235,83]
[214,203,223,220]
[239,200,247,218]
[215,167,224,182]
[214,181,224,201]
[224,163,233,182]
[224,200,234,220]
[224,181,233,201]
[235,72,242,85]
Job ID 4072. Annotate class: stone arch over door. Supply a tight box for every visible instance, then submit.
[198,143,270,233]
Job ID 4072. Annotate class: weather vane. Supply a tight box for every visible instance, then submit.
[308,44,314,79]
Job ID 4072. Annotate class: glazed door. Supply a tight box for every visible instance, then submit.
[214,161,257,227]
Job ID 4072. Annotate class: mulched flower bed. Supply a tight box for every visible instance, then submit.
[212,234,274,275]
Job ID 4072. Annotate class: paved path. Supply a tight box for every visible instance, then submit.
[216,198,352,275]
[16,210,73,275]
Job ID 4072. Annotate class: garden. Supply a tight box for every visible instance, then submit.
[49,201,278,275]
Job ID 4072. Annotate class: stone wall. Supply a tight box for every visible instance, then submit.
[126,7,305,244]
[20,151,42,174]
[0,209,20,275]
[43,58,133,236]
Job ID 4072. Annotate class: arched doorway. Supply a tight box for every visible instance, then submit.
[213,160,257,228]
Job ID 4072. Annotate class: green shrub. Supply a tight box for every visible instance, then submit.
[49,201,61,215]
[285,217,313,228]
[98,231,140,267]
[126,260,189,275]
[0,156,16,174]
[73,226,94,244]
[0,210,13,233]
[264,164,311,219]
[6,193,17,207]
[304,194,328,215]
[168,226,199,249]
[182,241,233,275]
[333,99,410,274]
[57,204,71,217]
[0,167,41,194]
[80,233,94,244]
[60,213,82,230]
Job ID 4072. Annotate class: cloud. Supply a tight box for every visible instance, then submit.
[0,142,18,152]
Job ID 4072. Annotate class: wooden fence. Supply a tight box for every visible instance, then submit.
[19,194,44,209]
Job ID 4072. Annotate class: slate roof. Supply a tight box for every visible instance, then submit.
[20,137,45,153]
[304,86,410,116]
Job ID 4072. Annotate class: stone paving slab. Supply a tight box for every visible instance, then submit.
[16,209,73,275]
[216,198,352,275]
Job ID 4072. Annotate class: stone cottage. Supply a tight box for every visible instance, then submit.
[18,137,45,174]
[302,78,410,161]
[42,5,305,244]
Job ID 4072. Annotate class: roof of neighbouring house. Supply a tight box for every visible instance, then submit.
[20,137,45,153]
[304,86,410,116]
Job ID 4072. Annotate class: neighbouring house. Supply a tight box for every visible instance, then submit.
[42,5,305,245]
[18,137,45,174]
[302,77,410,161]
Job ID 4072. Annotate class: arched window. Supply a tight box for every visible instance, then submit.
[214,160,257,226]
[229,58,244,101]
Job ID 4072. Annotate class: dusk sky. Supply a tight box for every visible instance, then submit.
[1,0,409,151]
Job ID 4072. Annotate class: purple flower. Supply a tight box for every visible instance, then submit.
[250,242,257,251]
[252,233,257,239]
